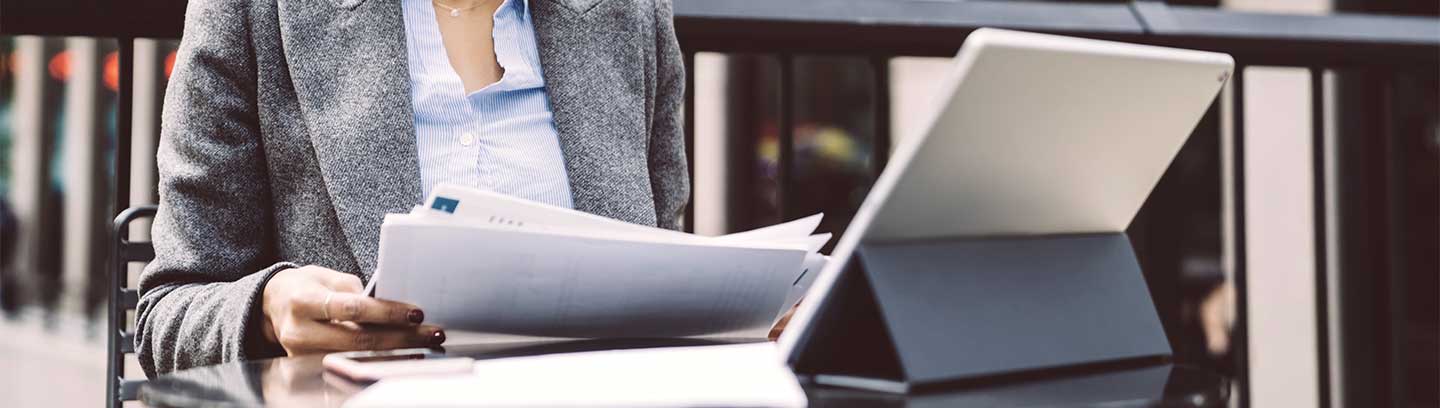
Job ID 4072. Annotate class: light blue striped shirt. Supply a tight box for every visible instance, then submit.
[401,0,574,208]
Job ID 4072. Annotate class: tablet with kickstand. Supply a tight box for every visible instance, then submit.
[775,28,1233,393]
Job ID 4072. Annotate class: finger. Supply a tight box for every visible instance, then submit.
[769,306,798,341]
[296,291,424,325]
[287,321,445,353]
[325,293,422,325]
[320,272,364,293]
[768,315,791,341]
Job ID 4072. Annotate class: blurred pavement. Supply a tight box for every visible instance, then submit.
[0,309,110,408]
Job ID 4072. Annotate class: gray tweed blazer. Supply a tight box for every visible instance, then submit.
[135,0,688,377]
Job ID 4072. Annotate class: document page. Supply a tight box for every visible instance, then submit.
[425,183,825,242]
[372,183,829,339]
[345,343,807,408]
[376,219,807,338]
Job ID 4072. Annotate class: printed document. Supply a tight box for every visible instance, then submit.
[345,343,807,408]
[370,184,829,338]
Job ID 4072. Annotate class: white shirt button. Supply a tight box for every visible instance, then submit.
[459,132,476,146]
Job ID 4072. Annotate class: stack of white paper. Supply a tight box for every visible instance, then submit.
[369,184,829,339]
[344,343,807,408]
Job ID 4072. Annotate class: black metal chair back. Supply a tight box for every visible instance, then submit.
[109,205,157,408]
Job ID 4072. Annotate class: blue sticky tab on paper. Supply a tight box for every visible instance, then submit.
[431,197,460,213]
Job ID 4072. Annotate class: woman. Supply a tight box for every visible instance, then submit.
[135,0,688,377]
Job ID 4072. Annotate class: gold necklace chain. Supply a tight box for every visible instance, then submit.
[431,0,485,17]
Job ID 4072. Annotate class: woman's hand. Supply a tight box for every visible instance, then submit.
[769,302,800,341]
[260,265,445,356]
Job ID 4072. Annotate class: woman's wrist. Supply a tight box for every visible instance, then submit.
[244,263,300,360]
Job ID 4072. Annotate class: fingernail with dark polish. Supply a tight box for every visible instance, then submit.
[431,330,447,345]
[408,309,424,324]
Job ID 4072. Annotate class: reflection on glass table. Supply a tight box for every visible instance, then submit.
[142,337,1227,407]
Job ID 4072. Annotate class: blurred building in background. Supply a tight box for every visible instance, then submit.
[1,34,176,406]
[2,37,174,317]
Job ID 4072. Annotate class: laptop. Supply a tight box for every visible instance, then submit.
[776,28,1233,392]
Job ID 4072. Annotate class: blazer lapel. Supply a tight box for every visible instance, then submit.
[278,0,421,275]
[532,0,653,224]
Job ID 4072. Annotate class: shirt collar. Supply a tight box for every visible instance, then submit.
[512,0,530,18]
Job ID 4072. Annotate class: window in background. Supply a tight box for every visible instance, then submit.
[723,55,880,252]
